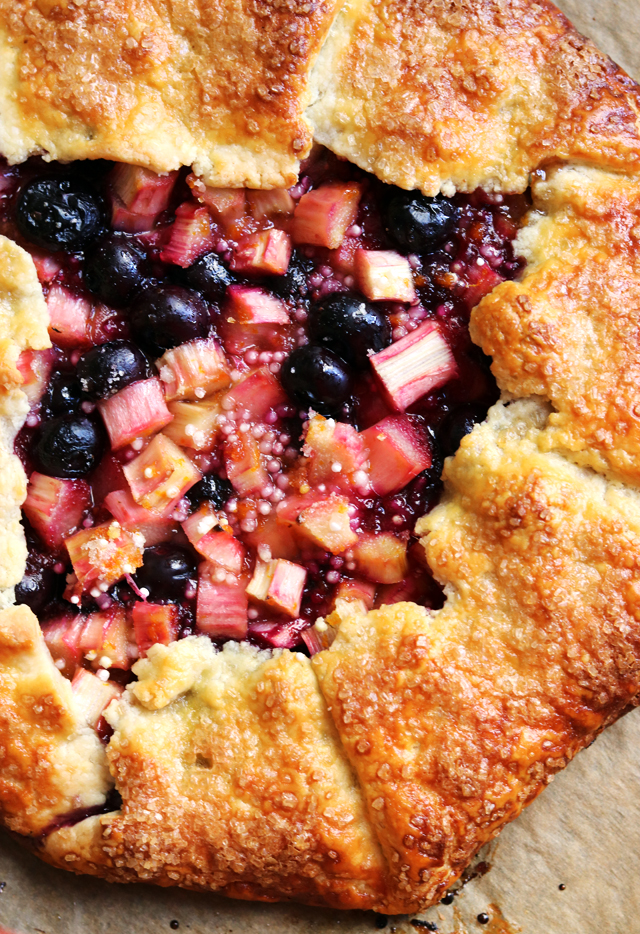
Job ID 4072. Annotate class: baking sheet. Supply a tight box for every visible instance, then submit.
[2,3,640,933]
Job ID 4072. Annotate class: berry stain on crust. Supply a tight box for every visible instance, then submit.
[4,148,525,677]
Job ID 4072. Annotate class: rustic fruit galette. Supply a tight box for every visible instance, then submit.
[1,0,640,917]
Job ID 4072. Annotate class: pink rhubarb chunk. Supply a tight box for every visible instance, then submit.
[42,612,85,677]
[231,229,292,276]
[80,607,135,669]
[223,368,288,421]
[158,338,231,401]
[182,507,245,571]
[196,562,248,639]
[360,415,432,496]
[292,183,362,249]
[297,494,358,554]
[104,488,177,547]
[224,434,268,497]
[351,532,408,584]
[23,472,91,549]
[225,285,289,324]
[355,249,416,303]
[124,433,201,516]
[246,558,307,617]
[370,320,458,412]
[132,602,179,657]
[98,377,173,450]
[160,201,214,267]
[16,349,55,407]
[303,415,368,488]
[65,521,145,592]
[71,668,123,727]
[109,164,178,232]
[187,176,246,227]
[47,286,92,348]
[247,189,295,220]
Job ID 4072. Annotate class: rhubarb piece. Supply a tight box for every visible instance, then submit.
[110,164,177,218]
[223,368,288,421]
[298,494,359,554]
[291,183,362,249]
[47,285,92,348]
[354,249,417,303]
[246,558,307,617]
[29,250,63,285]
[97,607,135,669]
[351,532,408,584]
[250,618,309,649]
[231,229,292,276]
[160,202,214,268]
[164,398,221,451]
[124,434,201,516]
[98,377,172,450]
[243,514,300,561]
[104,489,177,547]
[225,284,289,324]
[247,189,295,220]
[42,612,85,677]
[187,176,246,228]
[300,627,323,655]
[16,349,55,407]
[132,602,179,657]
[157,338,231,401]
[335,578,377,610]
[370,320,458,412]
[360,415,432,496]
[71,668,123,728]
[196,562,248,639]
[23,472,91,549]
[224,434,268,497]
[183,507,245,571]
[376,576,428,607]
[461,263,503,310]
[303,415,368,488]
[65,521,145,591]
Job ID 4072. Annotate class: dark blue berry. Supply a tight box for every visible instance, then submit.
[176,251,234,304]
[272,251,313,300]
[130,285,210,358]
[16,177,104,252]
[438,405,485,457]
[45,370,82,415]
[385,190,458,252]
[33,416,105,478]
[187,473,233,511]
[310,293,391,368]
[281,345,353,415]
[77,340,152,401]
[84,237,148,305]
[134,544,197,602]
[15,551,61,615]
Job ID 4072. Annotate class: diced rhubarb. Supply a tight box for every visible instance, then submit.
[224,434,268,497]
[183,507,245,571]
[243,513,300,561]
[376,576,428,607]
[196,562,248,639]
[303,416,368,488]
[42,612,85,678]
[16,349,55,407]
[298,494,359,554]
[247,189,295,220]
[275,491,321,526]
[132,602,179,657]
[223,368,288,421]
[335,578,377,610]
[157,338,231,401]
[96,607,135,669]
[71,668,123,728]
[461,264,503,310]
[231,229,292,276]
[187,176,246,227]
[360,415,432,496]
[164,398,221,451]
[225,285,289,324]
[110,164,178,216]
[47,285,92,348]
[23,472,91,549]
[355,249,417,303]
[110,194,159,234]
[351,532,408,584]
[98,377,173,450]
[246,558,307,618]
[292,183,362,249]
[29,250,63,285]
[104,488,177,546]
[250,618,309,650]
[124,434,201,516]
[301,627,324,655]
[160,202,214,267]
[65,521,145,591]
[370,321,458,412]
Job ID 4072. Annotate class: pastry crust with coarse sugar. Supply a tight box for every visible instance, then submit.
[0,0,343,188]
[471,164,640,486]
[306,0,640,196]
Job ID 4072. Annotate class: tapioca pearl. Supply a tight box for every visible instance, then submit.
[329,556,344,569]
[276,474,289,490]
[347,224,362,237]
[258,351,273,365]
[309,272,323,288]
[225,499,238,513]
[216,240,229,253]
[244,349,259,365]
[319,265,333,279]
[284,446,298,462]
[276,404,297,419]
[343,275,355,289]
[26,413,40,428]
[252,424,266,439]
[264,411,278,425]
[248,606,259,620]
[269,488,286,504]
[222,423,236,436]
[273,352,286,364]
[272,442,284,456]
[294,308,308,323]
[221,396,236,412]
[267,459,281,474]
[326,570,341,584]
[238,422,250,433]
[241,516,258,533]
[258,501,272,516]
[392,326,408,341]
[71,351,82,366]
[269,362,281,374]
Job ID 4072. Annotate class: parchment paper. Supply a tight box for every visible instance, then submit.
[2,4,640,933]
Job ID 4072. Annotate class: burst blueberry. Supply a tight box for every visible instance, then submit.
[84,236,148,305]
[385,190,459,252]
[130,285,210,357]
[281,345,353,415]
[33,416,105,479]
[77,340,152,401]
[309,293,391,368]
[16,177,104,252]
[134,544,198,602]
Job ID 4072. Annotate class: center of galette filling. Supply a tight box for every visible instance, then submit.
[3,146,525,729]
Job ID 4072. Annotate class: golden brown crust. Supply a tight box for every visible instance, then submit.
[307,0,640,196]
[0,0,343,188]
[471,164,640,485]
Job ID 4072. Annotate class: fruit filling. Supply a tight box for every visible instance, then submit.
[3,146,526,688]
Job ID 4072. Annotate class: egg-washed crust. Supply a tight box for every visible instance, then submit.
[306,0,640,196]
[0,0,344,189]
[471,164,640,486]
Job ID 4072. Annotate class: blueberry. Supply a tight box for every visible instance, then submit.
[438,404,486,457]
[177,251,234,304]
[271,250,313,300]
[385,190,459,252]
[33,416,105,478]
[16,177,104,252]
[309,293,392,368]
[281,345,353,415]
[45,370,83,415]
[130,285,210,358]
[84,237,148,305]
[134,544,197,602]
[77,340,152,401]
[187,473,233,511]
[15,551,61,615]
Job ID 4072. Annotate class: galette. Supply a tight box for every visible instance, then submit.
[0,0,639,917]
